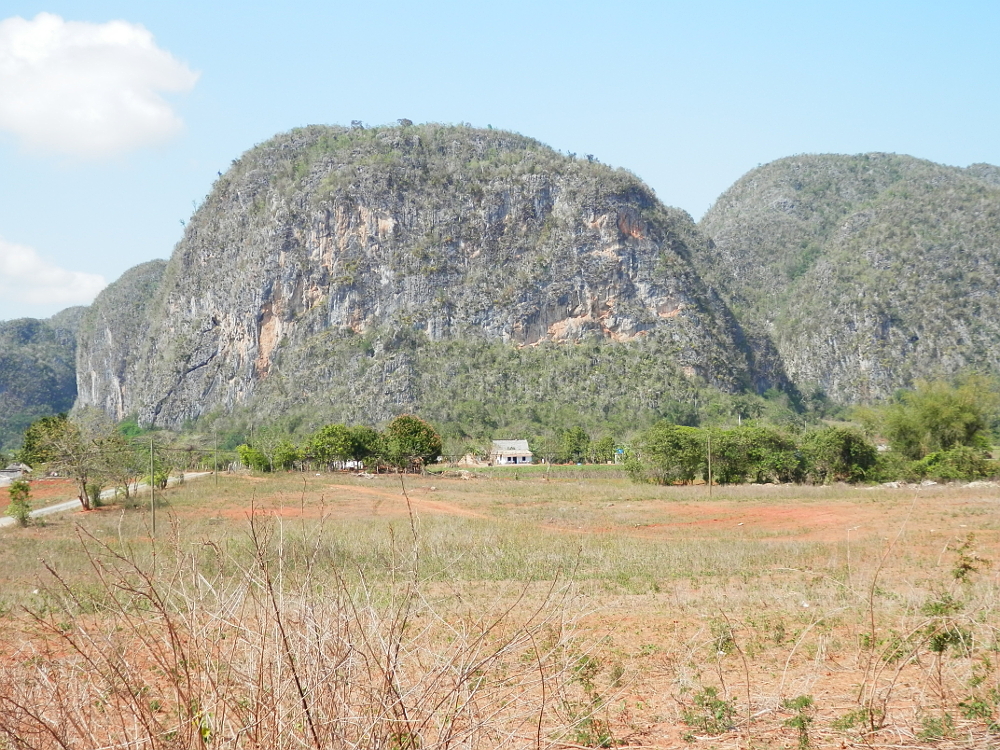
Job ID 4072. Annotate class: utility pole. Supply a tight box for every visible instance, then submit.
[150,438,155,538]
[707,432,713,499]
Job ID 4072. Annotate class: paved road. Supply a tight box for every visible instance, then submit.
[0,472,212,529]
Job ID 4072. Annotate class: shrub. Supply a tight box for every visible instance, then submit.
[801,426,877,483]
[0,515,579,748]
[681,686,735,736]
[4,478,31,527]
[883,377,997,460]
[639,422,704,484]
[710,425,802,484]
[236,444,269,471]
[912,445,994,481]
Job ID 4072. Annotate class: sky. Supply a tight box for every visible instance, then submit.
[1,1,999,320]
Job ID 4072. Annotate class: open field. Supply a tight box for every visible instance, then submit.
[1,468,999,748]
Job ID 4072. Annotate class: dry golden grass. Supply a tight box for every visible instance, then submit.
[0,468,998,748]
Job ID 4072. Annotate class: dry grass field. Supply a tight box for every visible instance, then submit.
[1,467,998,748]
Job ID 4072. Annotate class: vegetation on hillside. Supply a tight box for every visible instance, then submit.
[193,320,824,461]
[11,142,1000,464]
[77,123,788,433]
[698,153,1000,402]
[74,259,167,421]
[0,310,82,451]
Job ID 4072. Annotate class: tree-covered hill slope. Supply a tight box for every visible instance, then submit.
[75,123,788,431]
[697,153,1000,403]
[0,309,83,450]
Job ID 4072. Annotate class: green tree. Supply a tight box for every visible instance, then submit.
[348,425,383,464]
[21,409,116,510]
[5,478,31,527]
[883,376,998,460]
[801,426,877,483]
[529,434,561,465]
[251,426,285,472]
[384,415,442,470]
[710,425,802,484]
[306,424,354,467]
[560,426,590,463]
[101,432,147,499]
[147,437,175,489]
[730,394,765,424]
[638,423,705,484]
[272,440,301,471]
[236,444,269,471]
[16,413,69,466]
[591,435,616,464]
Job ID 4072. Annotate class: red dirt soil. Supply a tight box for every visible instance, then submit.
[0,477,77,505]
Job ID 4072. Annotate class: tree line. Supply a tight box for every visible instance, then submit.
[236,415,442,472]
[628,377,999,485]
[7,376,996,512]
[10,412,445,514]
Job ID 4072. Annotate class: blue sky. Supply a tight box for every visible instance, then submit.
[2,1,999,320]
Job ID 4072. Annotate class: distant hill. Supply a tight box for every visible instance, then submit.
[0,309,83,450]
[75,124,789,434]
[697,153,1000,402]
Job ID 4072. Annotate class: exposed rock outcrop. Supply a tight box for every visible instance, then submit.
[76,124,784,428]
[76,260,166,420]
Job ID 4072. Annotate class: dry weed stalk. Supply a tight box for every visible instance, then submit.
[0,515,583,749]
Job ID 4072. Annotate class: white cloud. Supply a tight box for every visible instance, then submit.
[0,238,106,313]
[0,13,199,157]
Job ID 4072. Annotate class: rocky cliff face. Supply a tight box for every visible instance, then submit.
[76,124,782,428]
[76,260,167,420]
[698,153,1000,402]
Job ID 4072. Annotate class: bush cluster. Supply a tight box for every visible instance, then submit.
[237,414,442,473]
[627,423,879,486]
[629,377,1000,486]
[629,420,998,486]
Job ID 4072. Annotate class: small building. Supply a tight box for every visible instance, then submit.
[490,440,533,466]
[0,463,31,482]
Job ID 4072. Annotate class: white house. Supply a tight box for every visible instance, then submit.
[490,440,533,466]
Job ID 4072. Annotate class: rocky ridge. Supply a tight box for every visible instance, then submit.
[76,124,782,430]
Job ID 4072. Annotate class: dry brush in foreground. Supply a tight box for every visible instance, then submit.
[0,514,593,749]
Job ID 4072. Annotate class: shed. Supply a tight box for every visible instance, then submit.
[0,463,31,481]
